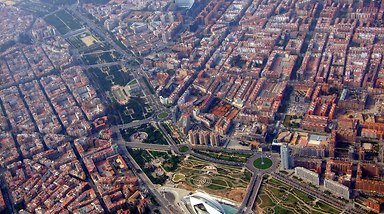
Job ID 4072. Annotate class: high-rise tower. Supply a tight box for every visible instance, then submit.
[280,144,291,170]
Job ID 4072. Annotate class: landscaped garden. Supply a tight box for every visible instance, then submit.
[194,149,251,163]
[44,10,82,34]
[172,156,252,203]
[128,149,180,185]
[255,176,342,213]
[121,124,167,145]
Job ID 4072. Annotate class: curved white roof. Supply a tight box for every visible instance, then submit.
[175,0,195,8]
[189,192,225,214]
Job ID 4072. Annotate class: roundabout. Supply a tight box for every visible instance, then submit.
[158,112,169,119]
[253,157,273,170]
[179,145,190,153]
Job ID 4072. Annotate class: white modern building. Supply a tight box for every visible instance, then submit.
[324,179,350,200]
[186,192,226,214]
[294,167,320,186]
[175,0,195,8]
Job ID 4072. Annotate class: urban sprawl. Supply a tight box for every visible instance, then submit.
[0,0,384,214]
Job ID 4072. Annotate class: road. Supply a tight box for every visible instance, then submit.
[237,174,263,214]
[66,7,184,213]
[245,153,280,175]
[117,141,183,214]
[69,5,167,115]
[189,150,244,167]
[193,145,254,155]
[110,117,154,132]
[112,116,356,214]
[66,6,369,214]
[236,153,280,214]
[62,27,86,38]
[157,122,179,150]
[68,5,160,110]
[238,174,257,213]
[111,118,369,214]
[82,61,122,69]
[119,139,264,213]
[67,6,132,61]
[123,141,172,151]
[112,116,280,214]
[120,135,276,214]
[245,175,263,214]
[272,173,367,214]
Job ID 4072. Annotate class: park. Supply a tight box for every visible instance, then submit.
[255,176,342,214]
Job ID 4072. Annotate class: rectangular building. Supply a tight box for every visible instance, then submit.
[324,179,350,200]
[280,144,291,170]
[294,167,320,186]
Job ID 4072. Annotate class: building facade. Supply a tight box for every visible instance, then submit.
[280,144,291,170]
[324,179,350,200]
[294,167,320,186]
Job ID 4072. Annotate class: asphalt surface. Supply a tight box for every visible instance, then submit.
[272,173,367,214]
[66,5,365,214]
[81,61,121,69]
[124,141,172,151]
[117,141,183,214]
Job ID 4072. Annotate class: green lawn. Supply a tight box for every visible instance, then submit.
[207,178,229,190]
[82,51,120,65]
[128,79,138,86]
[44,10,82,34]
[316,201,341,213]
[256,177,342,214]
[128,149,168,185]
[211,179,228,187]
[292,189,314,203]
[179,145,189,153]
[175,156,251,192]
[19,1,57,17]
[258,193,275,208]
[194,150,251,163]
[121,124,167,145]
[115,97,152,123]
[45,14,70,34]
[56,10,82,30]
[158,112,169,119]
[253,157,273,170]
[207,183,227,190]
[275,205,294,214]
[173,173,185,182]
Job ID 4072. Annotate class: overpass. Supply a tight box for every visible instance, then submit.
[272,173,367,214]
[123,141,172,152]
[110,117,154,132]
[82,61,121,70]
[116,141,182,214]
